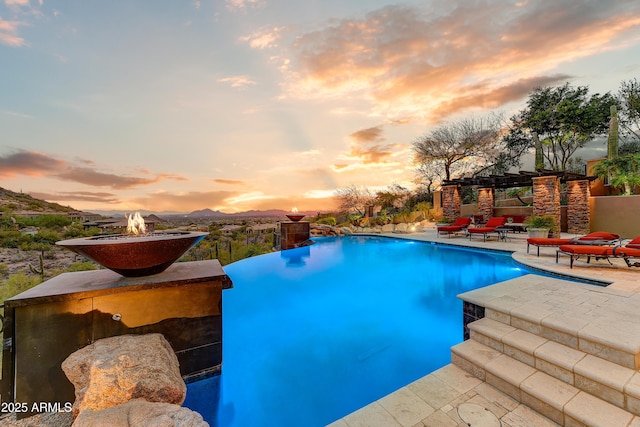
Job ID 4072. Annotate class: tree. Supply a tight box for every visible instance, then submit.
[412,115,504,182]
[334,185,374,216]
[608,105,619,158]
[618,78,640,145]
[507,83,617,171]
[374,183,409,213]
[592,153,640,195]
[620,140,640,155]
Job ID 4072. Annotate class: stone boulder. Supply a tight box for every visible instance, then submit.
[381,224,395,233]
[340,227,353,235]
[394,223,409,233]
[72,399,208,427]
[62,334,186,417]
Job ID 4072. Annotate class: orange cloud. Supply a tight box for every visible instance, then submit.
[217,75,257,88]
[243,196,337,212]
[434,75,571,120]
[31,191,120,204]
[129,190,241,212]
[349,126,384,143]
[241,26,284,49]
[213,179,246,185]
[332,125,409,172]
[284,2,640,121]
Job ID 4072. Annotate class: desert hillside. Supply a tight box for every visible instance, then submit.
[0,187,77,214]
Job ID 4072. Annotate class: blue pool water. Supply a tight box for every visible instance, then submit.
[185,236,546,426]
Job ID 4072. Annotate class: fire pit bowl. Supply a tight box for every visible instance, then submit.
[56,231,208,277]
[285,214,305,222]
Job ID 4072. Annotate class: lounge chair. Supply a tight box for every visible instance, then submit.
[625,236,640,249]
[437,217,472,237]
[467,217,506,242]
[614,245,640,267]
[527,231,621,256]
[556,236,640,268]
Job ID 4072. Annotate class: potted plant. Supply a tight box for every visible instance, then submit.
[524,215,556,238]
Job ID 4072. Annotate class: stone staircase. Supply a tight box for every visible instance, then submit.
[452,285,640,426]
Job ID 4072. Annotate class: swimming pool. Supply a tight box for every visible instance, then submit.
[185,236,548,426]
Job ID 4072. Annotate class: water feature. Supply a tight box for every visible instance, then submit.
[185,236,556,426]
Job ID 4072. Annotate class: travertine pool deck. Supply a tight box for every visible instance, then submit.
[328,228,640,427]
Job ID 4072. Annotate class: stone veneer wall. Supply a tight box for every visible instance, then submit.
[442,185,461,219]
[532,176,561,237]
[463,302,485,341]
[566,180,591,234]
[477,188,494,221]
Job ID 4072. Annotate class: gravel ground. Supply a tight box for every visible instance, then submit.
[0,412,73,427]
[0,247,87,279]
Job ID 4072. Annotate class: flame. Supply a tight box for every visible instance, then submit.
[126,212,147,235]
[292,207,298,213]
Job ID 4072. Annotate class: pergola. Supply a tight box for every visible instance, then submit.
[442,169,597,189]
[440,170,598,236]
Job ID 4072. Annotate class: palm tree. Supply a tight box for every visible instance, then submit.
[593,153,640,195]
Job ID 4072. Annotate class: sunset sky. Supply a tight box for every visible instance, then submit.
[2,0,640,214]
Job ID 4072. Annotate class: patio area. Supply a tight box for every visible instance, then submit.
[328,227,640,427]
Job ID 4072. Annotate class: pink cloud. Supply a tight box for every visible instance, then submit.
[0,17,26,47]
[0,149,186,189]
[0,150,65,177]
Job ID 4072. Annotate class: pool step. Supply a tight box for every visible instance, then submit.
[452,318,640,426]
[458,275,640,371]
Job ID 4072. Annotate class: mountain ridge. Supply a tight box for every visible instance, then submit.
[1,187,324,219]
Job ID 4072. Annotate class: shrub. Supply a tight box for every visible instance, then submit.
[348,214,362,225]
[413,202,432,221]
[0,231,22,248]
[33,230,62,245]
[0,273,42,304]
[316,217,336,226]
[393,209,411,223]
[34,214,72,229]
[245,243,268,257]
[67,261,98,272]
[19,242,50,252]
[63,223,87,239]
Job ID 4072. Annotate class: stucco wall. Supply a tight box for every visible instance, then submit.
[590,195,640,238]
[456,195,638,237]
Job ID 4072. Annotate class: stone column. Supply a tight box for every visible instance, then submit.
[566,180,590,234]
[532,176,561,237]
[442,185,461,220]
[280,221,310,250]
[477,188,495,221]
